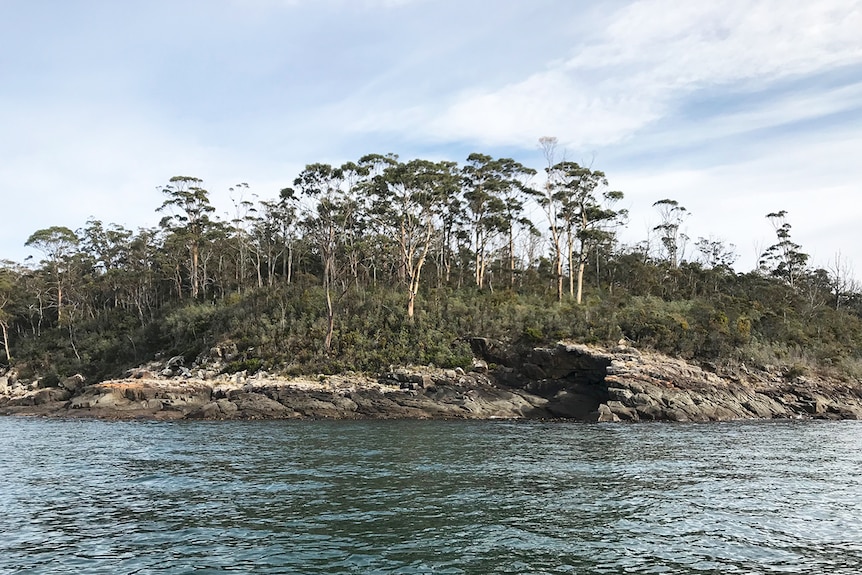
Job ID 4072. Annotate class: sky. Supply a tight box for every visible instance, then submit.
[2,0,861,274]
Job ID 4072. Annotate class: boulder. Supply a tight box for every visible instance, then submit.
[471,359,489,374]
[34,388,72,405]
[59,374,86,393]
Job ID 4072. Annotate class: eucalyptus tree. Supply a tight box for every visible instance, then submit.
[436,190,468,288]
[339,161,374,288]
[759,210,808,289]
[537,137,566,302]
[156,176,216,299]
[357,154,400,285]
[24,225,80,322]
[293,163,355,351]
[462,153,507,289]
[695,237,738,270]
[80,218,134,313]
[827,252,858,311]
[369,157,458,318]
[228,182,258,290]
[491,158,536,289]
[461,154,537,290]
[653,199,689,268]
[258,187,299,286]
[549,162,625,304]
[0,262,19,363]
[125,228,160,325]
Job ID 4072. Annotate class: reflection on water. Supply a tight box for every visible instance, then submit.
[1,418,860,574]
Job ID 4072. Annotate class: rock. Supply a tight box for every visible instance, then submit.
[592,403,620,422]
[546,390,603,419]
[521,363,546,380]
[59,374,86,393]
[216,398,238,415]
[5,340,862,423]
[471,359,488,373]
[34,388,71,405]
[228,391,295,419]
[606,400,638,421]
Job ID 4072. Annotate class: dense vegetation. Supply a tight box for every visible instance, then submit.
[2,142,861,383]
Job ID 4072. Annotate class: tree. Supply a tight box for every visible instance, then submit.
[156,176,215,299]
[0,262,19,363]
[827,252,858,311]
[653,199,689,268]
[25,225,80,323]
[496,158,537,288]
[462,153,536,290]
[369,157,457,318]
[759,210,808,288]
[549,161,625,304]
[695,236,737,270]
[258,188,299,286]
[228,183,258,290]
[537,137,566,302]
[294,163,354,351]
[462,153,506,289]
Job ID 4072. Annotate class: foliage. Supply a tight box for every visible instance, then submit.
[2,154,861,383]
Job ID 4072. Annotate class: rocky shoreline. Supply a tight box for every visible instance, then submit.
[2,340,862,422]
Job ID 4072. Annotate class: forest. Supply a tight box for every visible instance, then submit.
[1,140,861,383]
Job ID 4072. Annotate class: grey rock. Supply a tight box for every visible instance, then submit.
[60,374,86,393]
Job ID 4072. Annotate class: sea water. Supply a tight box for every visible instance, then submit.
[0,418,860,574]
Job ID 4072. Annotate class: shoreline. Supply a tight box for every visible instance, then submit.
[2,341,862,422]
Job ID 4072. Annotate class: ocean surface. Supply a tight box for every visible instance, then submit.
[0,418,860,575]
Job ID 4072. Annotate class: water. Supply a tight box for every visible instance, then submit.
[0,418,860,574]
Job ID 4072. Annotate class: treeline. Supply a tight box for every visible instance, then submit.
[1,143,862,381]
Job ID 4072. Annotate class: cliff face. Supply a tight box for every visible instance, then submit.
[2,340,861,421]
[473,339,862,422]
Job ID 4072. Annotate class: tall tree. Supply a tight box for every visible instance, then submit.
[462,153,506,289]
[462,154,536,290]
[370,157,457,318]
[537,137,566,302]
[496,158,537,289]
[258,188,299,286]
[294,163,354,351]
[759,210,808,288]
[156,176,215,299]
[0,262,19,363]
[549,162,625,304]
[653,199,689,268]
[24,226,80,322]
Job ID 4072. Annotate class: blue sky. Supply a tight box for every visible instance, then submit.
[2,0,861,273]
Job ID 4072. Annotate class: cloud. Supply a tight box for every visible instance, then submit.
[391,0,862,149]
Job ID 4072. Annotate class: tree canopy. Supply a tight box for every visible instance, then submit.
[1,147,860,384]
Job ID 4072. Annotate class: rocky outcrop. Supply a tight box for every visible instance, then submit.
[470,339,862,422]
[0,367,553,421]
[3,340,862,422]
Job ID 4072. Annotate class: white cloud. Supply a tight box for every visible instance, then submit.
[407,0,862,149]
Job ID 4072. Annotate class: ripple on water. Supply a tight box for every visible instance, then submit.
[1,419,861,574]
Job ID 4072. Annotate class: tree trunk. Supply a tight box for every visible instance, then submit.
[0,319,11,363]
[577,259,586,305]
[323,261,334,352]
[190,242,200,298]
[407,289,416,319]
[567,227,575,298]
[508,227,516,289]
